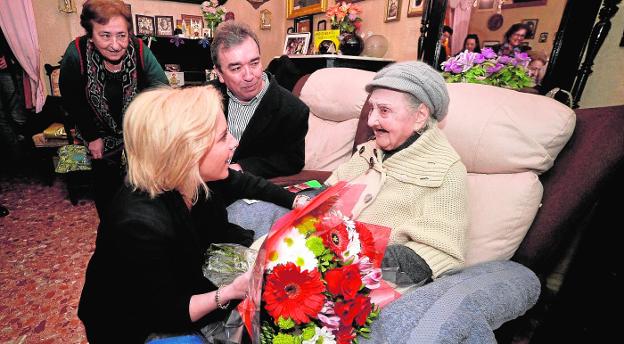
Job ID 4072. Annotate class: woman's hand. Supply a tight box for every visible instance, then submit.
[223,270,251,301]
[88,138,104,159]
[189,270,252,321]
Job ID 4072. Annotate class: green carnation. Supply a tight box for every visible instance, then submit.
[301,326,316,340]
[306,236,325,256]
[277,316,295,330]
[273,333,296,344]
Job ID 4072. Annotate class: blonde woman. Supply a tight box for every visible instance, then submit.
[78,86,299,342]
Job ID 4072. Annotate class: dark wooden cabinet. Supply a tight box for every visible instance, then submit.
[279,55,395,75]
[143,36,212,84]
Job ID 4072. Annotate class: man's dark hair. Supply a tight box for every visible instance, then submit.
[210,21,261,71]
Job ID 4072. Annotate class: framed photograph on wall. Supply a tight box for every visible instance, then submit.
[483,40,499,48]
[385,0,402,22]
[286,0,328,19]
[476,0,495,11]
[125,4,133,34]
[135,15,155,36]
[155,16,174,37]
[283,32,311,56]
[521,18,539,39]
[407,0,425,17]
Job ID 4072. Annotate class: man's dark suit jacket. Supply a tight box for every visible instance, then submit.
[210,72,309,178]
[78,171,295,343]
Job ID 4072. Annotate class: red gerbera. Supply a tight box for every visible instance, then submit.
[262,262,326,324]
[317,222,349,257]
[355,222,377,262]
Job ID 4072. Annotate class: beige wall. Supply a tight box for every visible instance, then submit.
[468,1,566,59]
[579,8,624,108]
[33,0,286,94]
[290,1,423,62]
[32,0,623,108]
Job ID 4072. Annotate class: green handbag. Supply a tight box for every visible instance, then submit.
[55,144,92,173]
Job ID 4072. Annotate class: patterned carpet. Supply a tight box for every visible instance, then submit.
[0,174,97,343]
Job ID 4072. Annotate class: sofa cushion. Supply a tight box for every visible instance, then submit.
[465,172,543,266]
[299,67,375,122]
[441,83,575,174]
[299,68,375,170]
[304,115,359,171]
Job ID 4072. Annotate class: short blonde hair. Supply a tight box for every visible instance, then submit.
[123,86,223,204]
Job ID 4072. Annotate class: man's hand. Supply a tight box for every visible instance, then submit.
[88,138,104,159]
[229,163,242,171]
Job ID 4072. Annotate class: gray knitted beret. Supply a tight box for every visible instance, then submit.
[365,61,450,121]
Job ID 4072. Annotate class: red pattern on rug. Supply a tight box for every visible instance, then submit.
[0,176,97,343]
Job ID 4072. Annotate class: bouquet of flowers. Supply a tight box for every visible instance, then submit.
[200,0,227,29]
[239,182,399,344]
[326,1,363,33]
[441,48,534,89]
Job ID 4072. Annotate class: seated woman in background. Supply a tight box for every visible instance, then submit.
[78,86,300,343]
[325,61,469,284]
[461,34,481,53]
[527,50,548,86]
[493,23,532,56]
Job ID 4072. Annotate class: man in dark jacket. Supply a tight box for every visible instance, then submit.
[209,21,309,179]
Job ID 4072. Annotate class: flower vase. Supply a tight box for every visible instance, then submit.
[203,20,215,38]
[339,31,364,56]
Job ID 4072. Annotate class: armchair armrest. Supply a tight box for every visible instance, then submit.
[361,261,540,344]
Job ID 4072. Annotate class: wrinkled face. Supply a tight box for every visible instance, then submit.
[199,113,238,181]
[215,37,264,102]
[91,15,129,64]
[528,60,545,81]
[509,29,527,47]
[367,88,426,151]
[465,38,477,52]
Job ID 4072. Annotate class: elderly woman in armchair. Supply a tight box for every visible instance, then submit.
[229,62,540,343]
[325,61,469,285]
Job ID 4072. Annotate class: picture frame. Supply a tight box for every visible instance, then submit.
[286,0,328,20]
[407,0,425,17]
[181,14,203,39]
[502,0,547,10]
[260,9,272,30]
[385,0,402,22]
[125,4,133,34]
[294,15,313,33]
[283,32,311,56]
[483,40,499,48]
[155,16,174,37]
[135,15,155,36]
[521,18,539,39]
[475,0,495,11]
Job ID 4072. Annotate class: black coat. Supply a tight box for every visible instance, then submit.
[78,170,295,343]
[210,73,309,178]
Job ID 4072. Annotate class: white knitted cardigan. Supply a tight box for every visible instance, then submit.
[326,127,469,278]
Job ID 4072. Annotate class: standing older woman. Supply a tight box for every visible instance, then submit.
[78,86,299,342]
[493,23,531,56]
[60,0,168,218]
[325,61,469,284]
